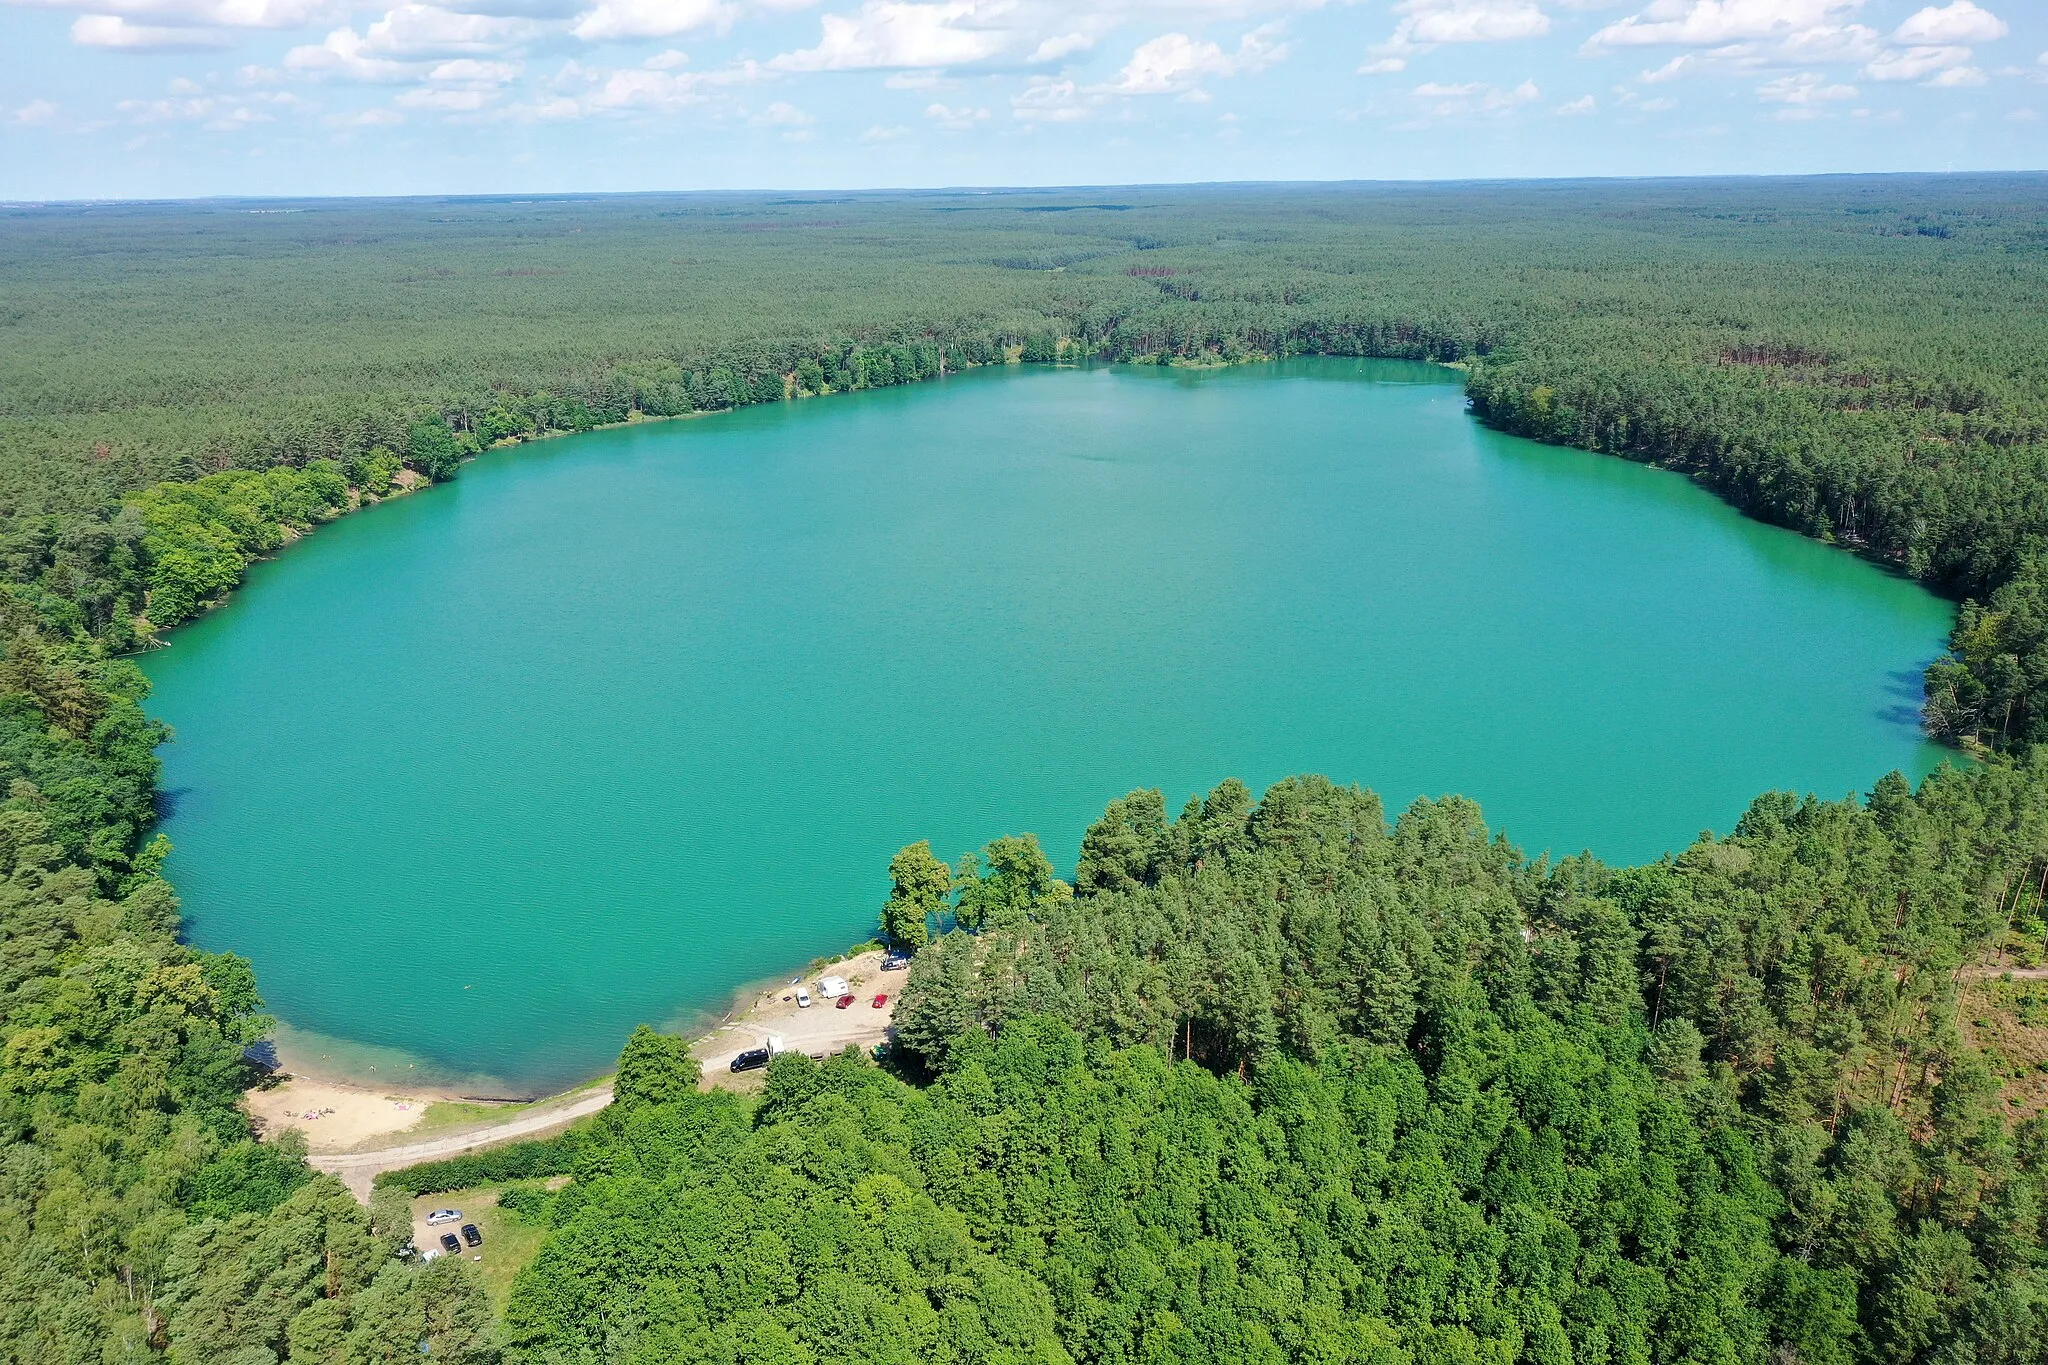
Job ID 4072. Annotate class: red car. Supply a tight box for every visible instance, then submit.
[834,993,854,1010]
[871,994,888,1008]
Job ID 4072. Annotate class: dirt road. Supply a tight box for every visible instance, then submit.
[310,1086,613,1199]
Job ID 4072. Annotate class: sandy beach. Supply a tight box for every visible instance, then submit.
[253,946,904,1163]
[247,1077,448,1153]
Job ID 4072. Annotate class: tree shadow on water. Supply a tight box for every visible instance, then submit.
[1877,665,1931,730]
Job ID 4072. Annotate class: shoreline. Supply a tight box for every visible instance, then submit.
[250,940,898,1157]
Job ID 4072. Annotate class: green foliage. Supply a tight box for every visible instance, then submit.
[129,465,351,625]
[503,1002,1806,1364]
[614,1024,699,1108]
[881,839,949,951]
[494,1182,556,1227]
[159,1175,497,1365]
[373,1135,586,1196]
[883,769,2048,1364]
[952,833,1071,934]
[407,418,466,482]
[182,1131,315,1219]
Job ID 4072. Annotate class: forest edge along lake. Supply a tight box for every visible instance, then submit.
[139,358,1956,1096]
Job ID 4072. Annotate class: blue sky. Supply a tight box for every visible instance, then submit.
[1,0,2042,197]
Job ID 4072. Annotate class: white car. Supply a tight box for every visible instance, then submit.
[795,987,813,1008]
[425,1209,462,1226]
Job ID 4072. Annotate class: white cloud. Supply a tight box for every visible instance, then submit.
[1863,43,1965,79]
[1106,24,1284,95]
[570,66,707,109]
[1406,0,1548,42]
[1586,0,1861,49]
[1924,62,1983,84]
[1893,1,2005,45]
[363,4,535,55]
[924,98,988,126]
[1554,92,1595,112]
[1408,75,1539,116]
[70,12,228,45]
[645,46,689,66]
[520,53,760,116]
[753,98,812,122]
[285,27,415,79]
[327,105,405,124]
[770,1,1013,72]
[570,0,731,41]
[1756,69,1854,102]
[284,5,534,83]
[116,85,305,129]
[1362,0,1550,73]
[1028,31,1091,61]
[395,84,494,107]
[768,0,1319,77]
[428,56,520,80]
[2007,106,2038,121]
[860,120,909,137]
[16,0,340,29]
[10,98,60,124]
[1012,74,1090,121]
[1613,84,1678,109]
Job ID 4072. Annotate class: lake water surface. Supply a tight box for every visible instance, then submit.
[143,360,1955,1093]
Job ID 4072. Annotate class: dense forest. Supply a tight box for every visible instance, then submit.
[4,176,2048,1362]
[6,178,2048,741]
[383,767,2048,1364]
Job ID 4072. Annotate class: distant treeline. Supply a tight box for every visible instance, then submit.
[7,180,2048,745]
[80,323,1480,639]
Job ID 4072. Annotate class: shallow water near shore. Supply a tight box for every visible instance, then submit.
[143,358,1955,1093]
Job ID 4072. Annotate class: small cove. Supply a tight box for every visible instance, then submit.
[142,359,1957,1093]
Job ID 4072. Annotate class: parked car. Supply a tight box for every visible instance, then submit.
[730,1046,772,1072]
[880,952,909,971]
[835,992,854,1009]
[461,1224,483,1248]
[795,987,812,1008]
[425,1209,462,1226]
[872,993,888,1008]
[439,1233,461,1255]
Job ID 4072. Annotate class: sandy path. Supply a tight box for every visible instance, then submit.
[310,1086,614,1199]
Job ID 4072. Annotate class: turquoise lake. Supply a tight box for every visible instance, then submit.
[142,359,1956,1094]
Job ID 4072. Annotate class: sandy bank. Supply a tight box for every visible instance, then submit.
[248,1078,443,1153]
[264,945,905,1195]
